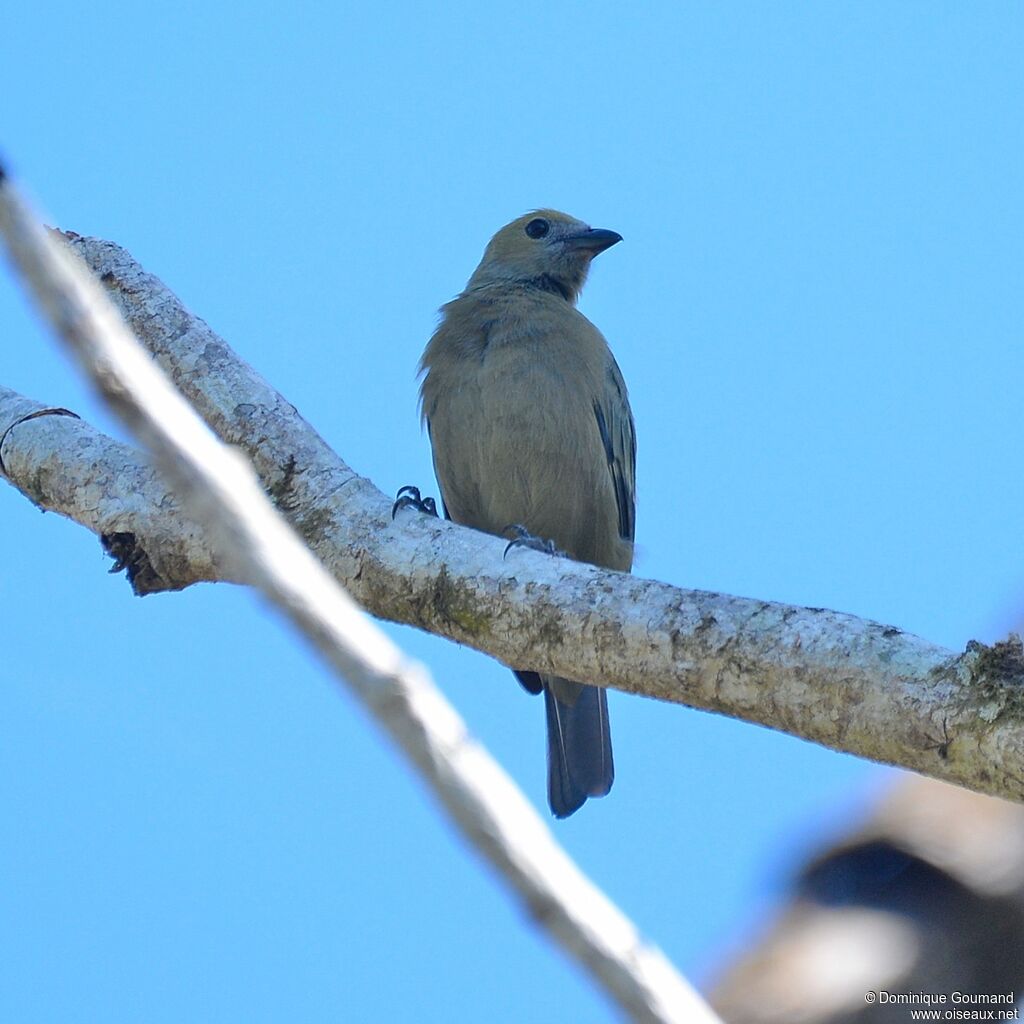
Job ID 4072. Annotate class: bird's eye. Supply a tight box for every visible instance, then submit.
[525,218,550,239]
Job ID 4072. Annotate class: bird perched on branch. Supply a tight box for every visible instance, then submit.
[410,209,635,818]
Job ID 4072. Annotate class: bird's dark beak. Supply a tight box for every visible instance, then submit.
[564,227,623,255]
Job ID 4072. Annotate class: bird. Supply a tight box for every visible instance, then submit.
[413,209,635,818]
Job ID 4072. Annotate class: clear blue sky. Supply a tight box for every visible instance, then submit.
[2,4,1022,1021]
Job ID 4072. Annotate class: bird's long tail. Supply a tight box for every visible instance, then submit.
[543,677,614,818]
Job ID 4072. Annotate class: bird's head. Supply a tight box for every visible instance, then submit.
[466,210,621,303]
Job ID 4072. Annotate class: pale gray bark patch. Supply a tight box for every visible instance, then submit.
[0,385,223,592]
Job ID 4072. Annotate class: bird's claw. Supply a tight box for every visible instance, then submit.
[392,485,439,520]
[503,524,564,559]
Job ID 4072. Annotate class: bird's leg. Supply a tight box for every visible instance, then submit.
[392,485,439,520]
[503,524,566,559]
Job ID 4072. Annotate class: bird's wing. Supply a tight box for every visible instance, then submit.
[593,357,637,543]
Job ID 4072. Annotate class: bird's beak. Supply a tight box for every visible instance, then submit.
[564,227,623,255]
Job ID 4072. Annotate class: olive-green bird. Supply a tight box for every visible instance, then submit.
[417,210,635,818]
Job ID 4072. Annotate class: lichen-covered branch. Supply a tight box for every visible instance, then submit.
[2,228,1023,808]
[0,385,223,590]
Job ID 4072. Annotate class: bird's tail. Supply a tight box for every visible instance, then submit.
[544,677,614,818]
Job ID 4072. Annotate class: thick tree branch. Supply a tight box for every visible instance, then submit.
[0,385,222,590]
[2,229,1023,808]
[0,168,719,1024]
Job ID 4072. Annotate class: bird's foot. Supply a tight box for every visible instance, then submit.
[392,485,439,520]
[503,524,566,559]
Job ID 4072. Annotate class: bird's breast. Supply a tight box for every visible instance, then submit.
[426,334,618,564]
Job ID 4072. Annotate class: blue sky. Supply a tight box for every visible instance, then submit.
[2,4,1022,1021]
